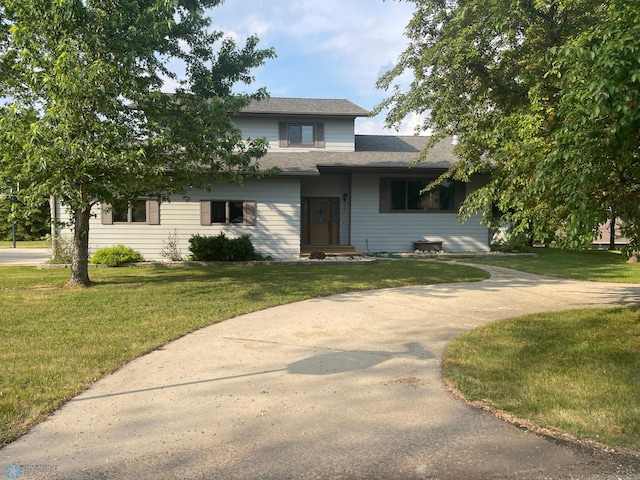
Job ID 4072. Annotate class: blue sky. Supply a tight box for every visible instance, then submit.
[204,0,421,135]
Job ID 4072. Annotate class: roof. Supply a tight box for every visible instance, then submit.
[240,97,369,117]
[259,135,458,175]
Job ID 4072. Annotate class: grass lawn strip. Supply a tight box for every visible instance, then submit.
[0,260,487,446]
[443,307,640,453]
[462,247,640,283]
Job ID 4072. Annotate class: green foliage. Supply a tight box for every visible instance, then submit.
[0,0,275,285]
[377,0,640,251]
[49,235,73,264]
[90,245,144,267]
[189,233,261,261]
[0,193,50,241]
[160,229,183,261]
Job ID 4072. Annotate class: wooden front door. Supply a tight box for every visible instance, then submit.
[302,197,340,245]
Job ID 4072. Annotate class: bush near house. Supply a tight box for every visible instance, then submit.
[90,245,145,266]
[189,233,264,261]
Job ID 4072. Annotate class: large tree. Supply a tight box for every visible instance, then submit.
[0,0,275,285]
[376,0,640,253]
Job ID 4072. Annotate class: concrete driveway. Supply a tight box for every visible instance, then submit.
[1,265,639,479]
[0,247,51,266]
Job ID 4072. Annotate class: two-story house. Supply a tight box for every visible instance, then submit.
[54,97,490,259]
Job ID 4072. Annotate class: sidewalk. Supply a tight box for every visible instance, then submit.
[1,265,639,479]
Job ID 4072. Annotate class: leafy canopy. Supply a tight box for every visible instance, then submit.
[376,0,640,251]
[0,0,275,284]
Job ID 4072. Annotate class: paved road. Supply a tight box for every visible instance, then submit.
[0,248,51,266]
[1,265,639,479]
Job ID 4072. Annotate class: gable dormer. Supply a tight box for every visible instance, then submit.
[235,97,369,152]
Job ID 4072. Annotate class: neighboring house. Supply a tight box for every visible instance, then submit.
[54,97,490,259]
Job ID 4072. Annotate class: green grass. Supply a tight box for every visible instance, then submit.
[443,307,640,452]
[0,260,487,446]
[462,247,640,283]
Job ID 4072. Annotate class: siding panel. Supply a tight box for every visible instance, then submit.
[350,173,489,253]
[59,178,302,260]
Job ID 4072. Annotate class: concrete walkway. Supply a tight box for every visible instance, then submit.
[2,265,640,479]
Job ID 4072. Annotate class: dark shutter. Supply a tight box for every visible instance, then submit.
[244,201,257,226]
[148,201,160,225]
[454,181,466,210]
[101,203,113,225]
[200,200,211,226]
[379,178,390,213]
[315,123,325,148]
[278,122,288,148]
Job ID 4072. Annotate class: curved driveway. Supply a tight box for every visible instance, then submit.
[2,264,640,479]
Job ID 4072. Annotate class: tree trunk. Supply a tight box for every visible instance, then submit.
[609,215,616,250]
[67,206,91,287]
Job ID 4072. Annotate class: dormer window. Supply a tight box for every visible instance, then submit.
[279,122,325,148]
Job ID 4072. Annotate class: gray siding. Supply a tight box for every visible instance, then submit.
[350,173,490,253]
[58,178,302,260]
[235,117,355,152]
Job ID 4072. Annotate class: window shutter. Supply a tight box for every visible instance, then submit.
[200,200,211,226]
[148,201,160,225]
[315,123,325,148]
[278,122,288,148]
[379,179,390,213]
[244,201,256,226]
[454,181,466,210]
[101,203,113,225]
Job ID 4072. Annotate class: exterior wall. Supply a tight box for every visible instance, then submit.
[350,173,490,253]
[235,117,356,152]
[57,178,302,260]
[300,174,351,244]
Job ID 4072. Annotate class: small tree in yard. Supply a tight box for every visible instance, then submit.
[0,0,275,285]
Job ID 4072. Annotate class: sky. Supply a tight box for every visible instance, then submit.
[201,0,421,135]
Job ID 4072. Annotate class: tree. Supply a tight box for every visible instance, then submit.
[0,0,275,285]
[376,0,639,253]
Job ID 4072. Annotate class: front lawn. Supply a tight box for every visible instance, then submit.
[463,247,640,283]
[0,261,487,446]
[444,247,640,454]
[443,307,640,452]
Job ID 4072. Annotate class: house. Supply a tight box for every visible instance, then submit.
[54,97,491,259]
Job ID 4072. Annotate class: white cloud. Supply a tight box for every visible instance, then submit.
[356,112,430,136]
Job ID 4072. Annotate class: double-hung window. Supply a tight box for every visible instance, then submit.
[200,200,256,226]
[101,199,160,224]
[279,122,325,148]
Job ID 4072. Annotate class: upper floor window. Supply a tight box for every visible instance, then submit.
[101,199,160,224]
[379,178,463,213]
[279,122,325,148]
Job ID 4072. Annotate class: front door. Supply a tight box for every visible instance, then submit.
[302,197,340,245]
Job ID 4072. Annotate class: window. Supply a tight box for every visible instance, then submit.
[200,200,256,226]
[279,122,325,148]
[101,199,160,224]
[380,178,462,213]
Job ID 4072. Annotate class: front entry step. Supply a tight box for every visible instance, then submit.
[300,245,360,257]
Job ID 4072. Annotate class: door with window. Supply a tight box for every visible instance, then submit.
[302,197,340,245]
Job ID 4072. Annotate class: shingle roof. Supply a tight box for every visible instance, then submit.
[259,136,457,175]
[240,97,370,117]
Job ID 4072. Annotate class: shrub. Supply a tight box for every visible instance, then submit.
[90,244,144,266]
[160,229,183,261]
[189,233,260,261]
[48,235,73,264]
